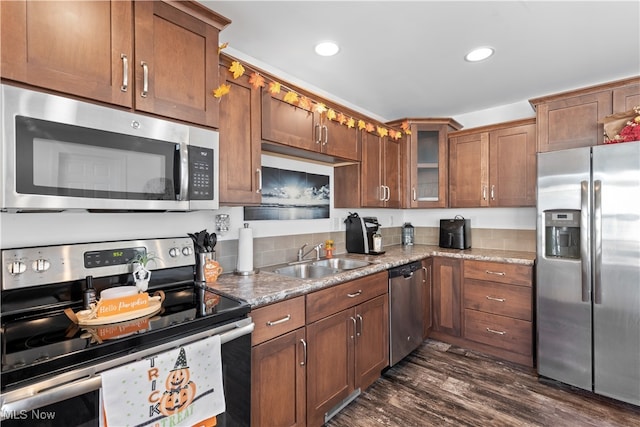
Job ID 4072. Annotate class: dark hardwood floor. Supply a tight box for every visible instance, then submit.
[327,340,640,426]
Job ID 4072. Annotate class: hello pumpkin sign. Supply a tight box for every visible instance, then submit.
[101,335,225,427]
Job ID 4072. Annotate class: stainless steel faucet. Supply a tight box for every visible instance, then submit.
[297,242,324,261]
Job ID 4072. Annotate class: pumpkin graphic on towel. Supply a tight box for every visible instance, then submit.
[159,347,197,416]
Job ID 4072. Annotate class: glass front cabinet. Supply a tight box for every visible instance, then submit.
[388,118,462,208]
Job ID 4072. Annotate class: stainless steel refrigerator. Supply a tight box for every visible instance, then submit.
[537,141,640,406]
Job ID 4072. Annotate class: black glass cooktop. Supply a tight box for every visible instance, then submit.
[1,275,249,392]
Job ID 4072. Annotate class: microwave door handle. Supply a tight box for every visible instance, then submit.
[177,143,189,201]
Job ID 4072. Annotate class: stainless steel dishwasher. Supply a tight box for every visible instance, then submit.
[388,260,426,366]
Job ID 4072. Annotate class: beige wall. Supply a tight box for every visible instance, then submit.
[216,226,535,273]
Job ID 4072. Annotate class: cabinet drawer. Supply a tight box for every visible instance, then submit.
[306,271,387,323]
[251,296,305,346]
[464,280,531,321]
[464,309,532,357]
[464,260,532,287]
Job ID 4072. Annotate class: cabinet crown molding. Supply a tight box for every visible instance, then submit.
[528,75,640,108]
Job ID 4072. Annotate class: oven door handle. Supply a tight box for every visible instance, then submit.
[0,320,254,418]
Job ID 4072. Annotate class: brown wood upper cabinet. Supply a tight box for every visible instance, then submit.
[218,59,262,205]
[360,132,402,208]
[1,0,229,128]
[530,76,640,152]
[387,118,462,208]
[261,90,360,161]
[449,118,536,208]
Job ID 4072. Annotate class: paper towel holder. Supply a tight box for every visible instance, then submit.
[234,223,259,276]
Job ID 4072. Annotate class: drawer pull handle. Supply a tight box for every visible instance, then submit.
[485,270,506,276]
[266,314,291,326]
[486,327,506,335]
[486,295,506,302]
[347,290,362,298]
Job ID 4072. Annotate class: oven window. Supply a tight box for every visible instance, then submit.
[16,116,179,200]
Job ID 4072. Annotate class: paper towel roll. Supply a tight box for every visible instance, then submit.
[236,223,254,273]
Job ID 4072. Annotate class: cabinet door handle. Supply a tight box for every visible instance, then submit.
[486,327,506,335]
[412,187,417,201]
[485,270,506,276]
[356,314,363,337]
[490,184,495,200]
[322,125,328,146]
[141,61,149,98]
[300,339,307,366]
[486,295,506,302]
[350,316,357,339]
[266,314,291,326]
[347,290,362,298]
[256,169,262,193]
[482,185,487,200]
[120,54,128,92]
[314,123,321,144]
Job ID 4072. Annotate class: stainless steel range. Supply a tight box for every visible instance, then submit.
[0,237,253,426]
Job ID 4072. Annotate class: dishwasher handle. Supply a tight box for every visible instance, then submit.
[388,261,422,279]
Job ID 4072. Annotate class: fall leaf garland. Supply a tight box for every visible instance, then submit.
[213,44,403,139]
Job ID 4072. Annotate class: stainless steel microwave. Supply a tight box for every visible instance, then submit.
[0,84,219,212]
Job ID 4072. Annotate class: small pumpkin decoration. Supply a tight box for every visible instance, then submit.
[159,347,197,416]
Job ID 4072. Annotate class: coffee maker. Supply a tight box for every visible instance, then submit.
[345,212,382,254]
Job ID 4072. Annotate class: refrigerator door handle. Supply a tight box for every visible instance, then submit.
[580,180,591,302]
[593,179,602,305]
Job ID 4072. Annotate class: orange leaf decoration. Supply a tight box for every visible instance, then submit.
[284,91,299,104]
[401,120,412,135]
[365,123,375,133]
[337,113,347,125]
[326,109,337,121]
[268,81,281,94]
[218,42,229,55]
[314,103,327,114]
[358,120,367,130]
[377,126,388,137]
[389,129,398,140]
[298,96,312,111]
[212,84,231,98]
[249,72,266,89]
[229,61,245,79]
[347,118,356,129]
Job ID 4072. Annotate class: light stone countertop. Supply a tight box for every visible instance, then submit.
[209,244,536,308]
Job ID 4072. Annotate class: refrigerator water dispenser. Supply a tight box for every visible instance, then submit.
[544,210,580,259]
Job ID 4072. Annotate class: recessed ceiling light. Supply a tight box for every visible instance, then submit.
[465,47,495,62]
[315,41,340,57]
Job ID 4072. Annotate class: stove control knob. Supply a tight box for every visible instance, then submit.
[7,261,27,275]
[169,247,180,258]
[182,246,193,256]
[32,259,51,273]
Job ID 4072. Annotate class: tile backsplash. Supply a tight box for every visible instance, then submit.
[215,227,535,273]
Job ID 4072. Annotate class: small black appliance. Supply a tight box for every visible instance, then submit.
[439,215,472,249]
[345,212,383,254]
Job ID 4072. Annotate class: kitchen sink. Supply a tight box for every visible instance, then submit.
[310,258,370,270]
[271,264,339,279]
[267,256,371,279]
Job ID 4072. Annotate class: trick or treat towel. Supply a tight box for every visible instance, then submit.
[101,334,225,427]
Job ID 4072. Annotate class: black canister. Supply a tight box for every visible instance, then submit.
[402,222,414,245]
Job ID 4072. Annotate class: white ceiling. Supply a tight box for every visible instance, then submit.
[204,1,640,123]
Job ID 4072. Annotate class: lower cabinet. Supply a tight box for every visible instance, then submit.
[305,271,389,427]
[251,272,389,427]
[251,297,306,427]
[430,257,534,366]
[422,257,433,339]
[462,260,533,366]
[432,257,462,337]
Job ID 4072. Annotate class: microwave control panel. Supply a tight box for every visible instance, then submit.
[188,146,214,200]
